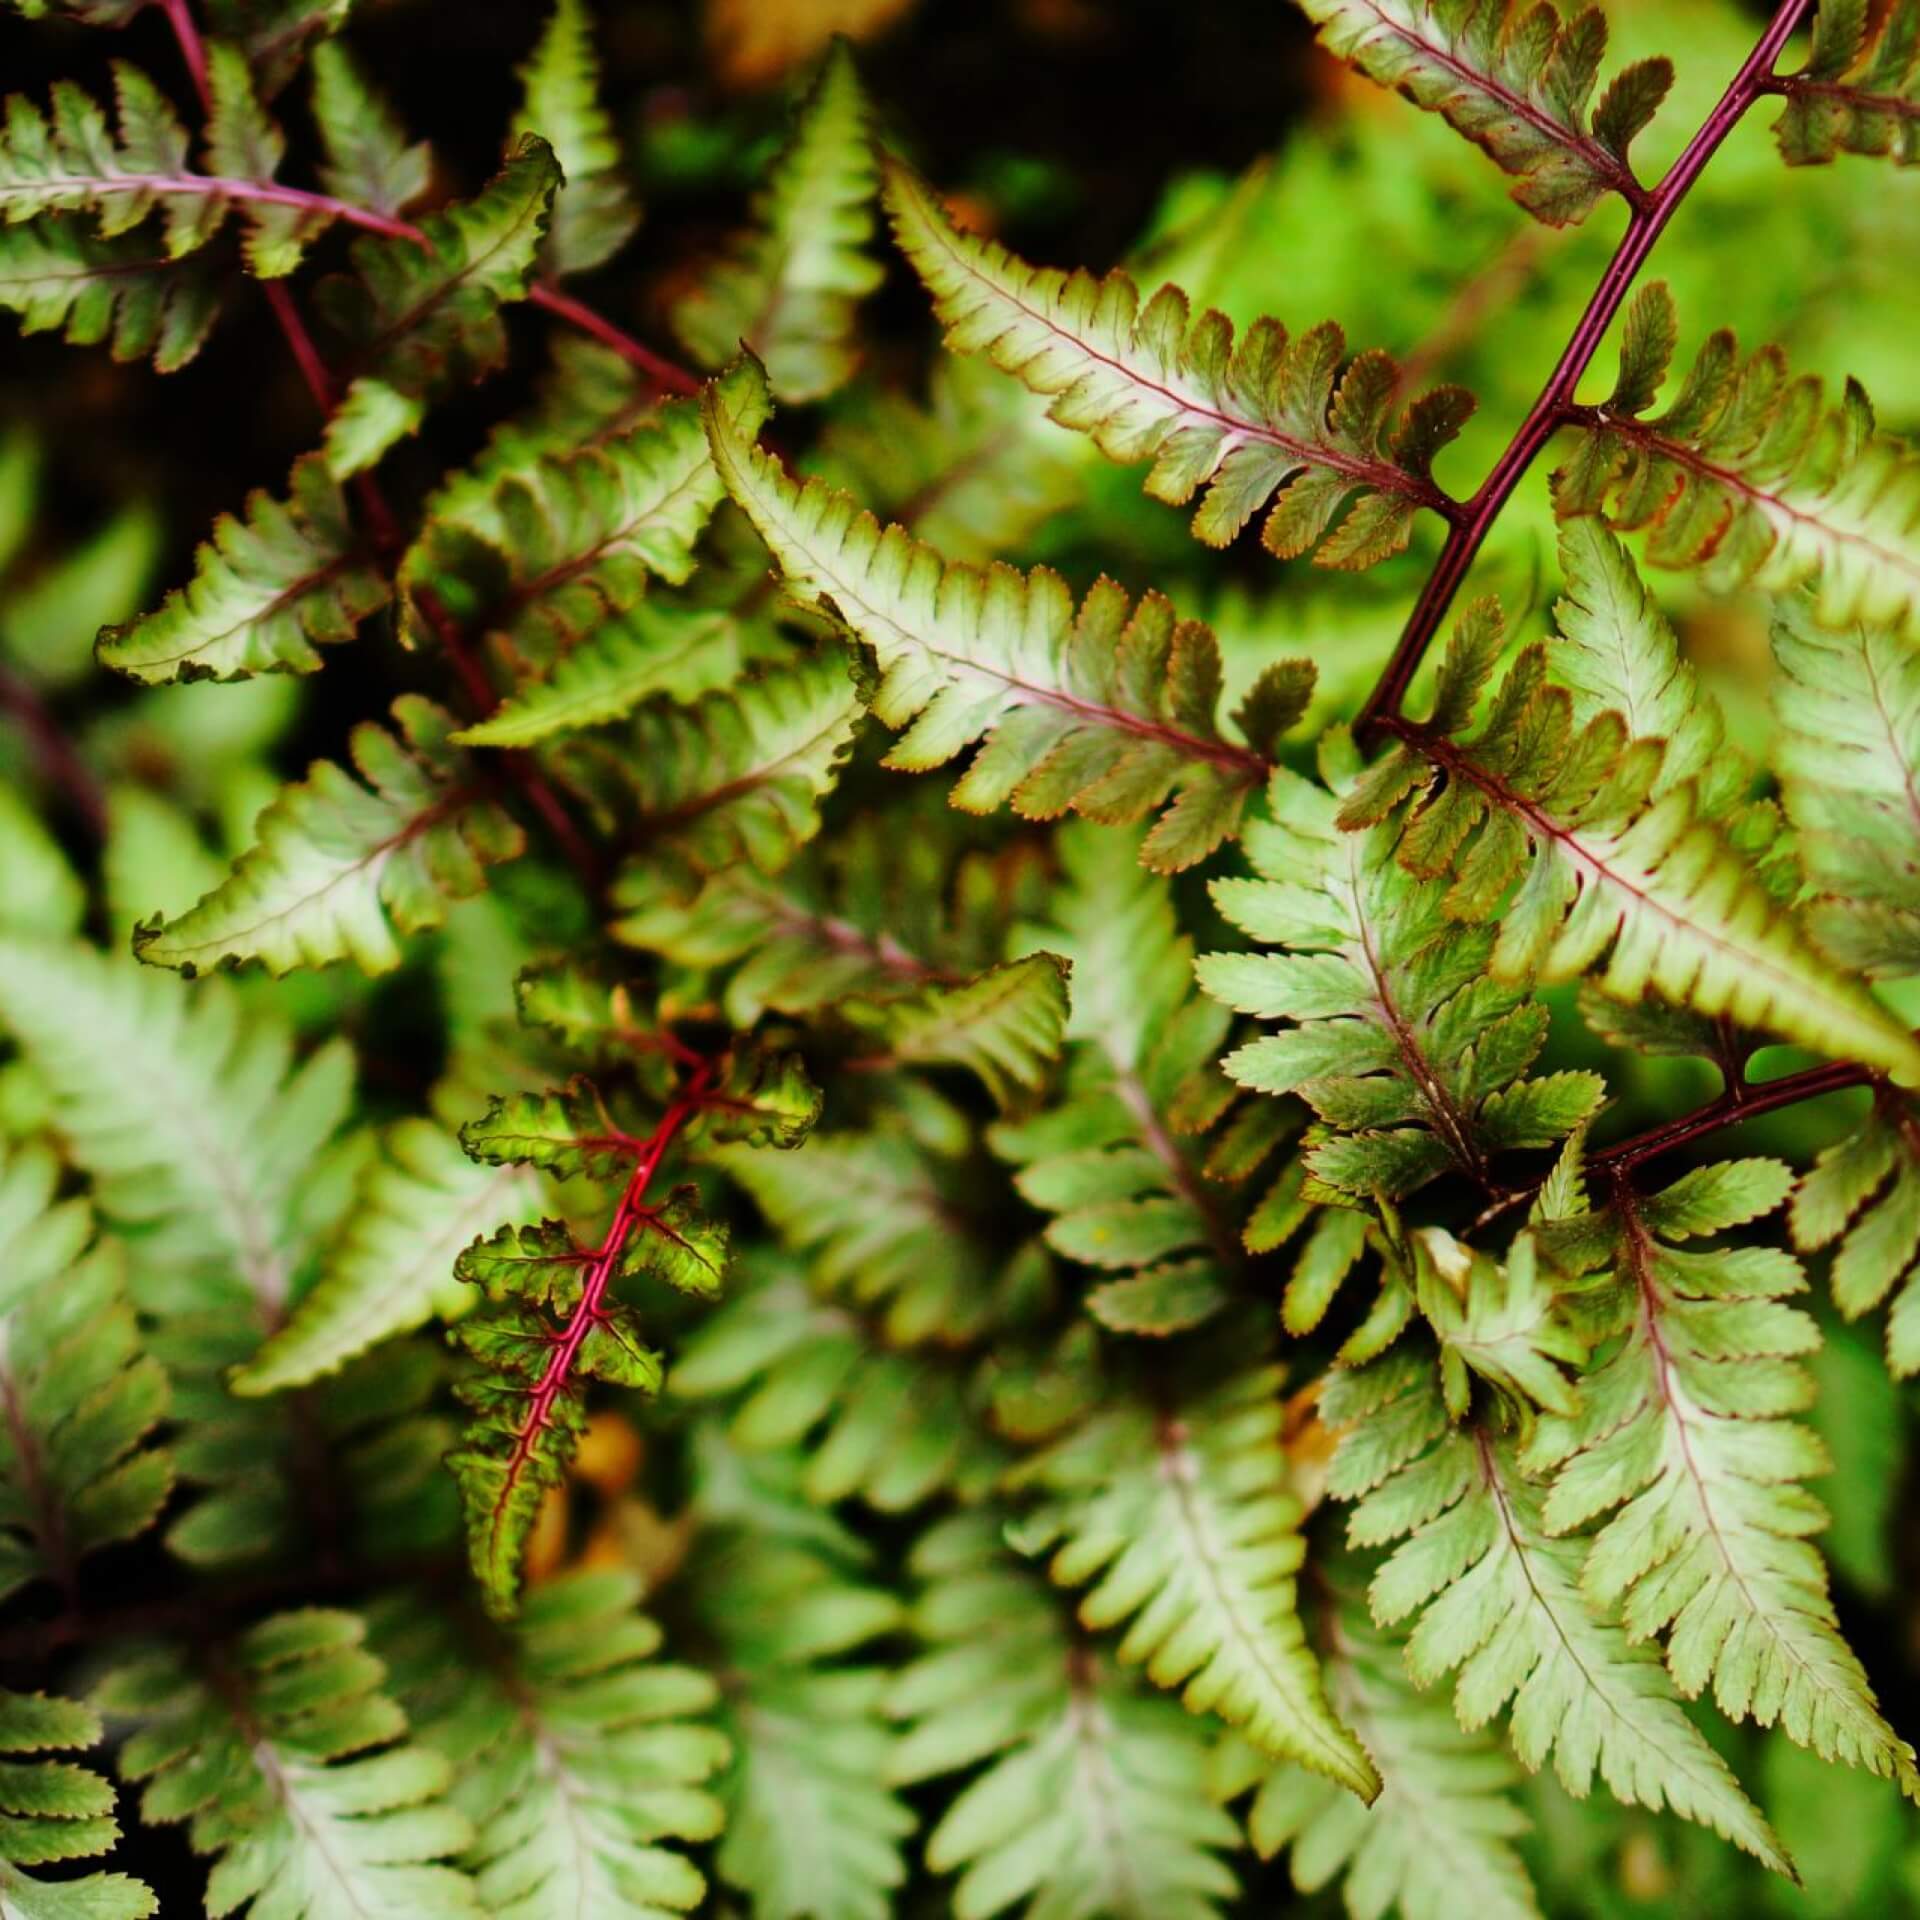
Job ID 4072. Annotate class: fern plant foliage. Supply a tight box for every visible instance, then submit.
[2,0,1920,1915]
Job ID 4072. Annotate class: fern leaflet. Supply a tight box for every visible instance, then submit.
[1771,0,1918,167]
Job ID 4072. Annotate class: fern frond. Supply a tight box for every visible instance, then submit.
[1528,1161,1920,1793]
[98,453,388,684]
[0,1687,155,1918]
[0,58,326,277]
[674,1262,1007,1508]
[404,362,767,666]
[1792,1096,1920,1375]
[232,1112,549,1394]
[672,39,882,403]
[1772,0,1918,167]
[889,1510,1241,1920]
[706,361,1299,871]
[715,1126,1028,1345]
[513,0,639,277]
[690,1521,913,1920]
[309,39,430,220]
[372,1570,728,1917]
[1013,1359,1381,1800]
[1354,596,1920,1084]
[0,1145,172,1602]
[316,135,559,445]
[1557,282,1920,636]
[809,355,1085,564]
[840,953,1070,1107]
[1328,1353,1791,1869]
[1771,595,1920,975]
[99,1608,482,1916]
[1296,0,1671,223]
[1213,1583,1539,1920]
[0,216,219,369]
[882,157,1471,565]
[133,696,525,978]
[578,648,862,892]
[1204,741,1602,1206]
[991,823,1250,1334]
[0,939,351,1312]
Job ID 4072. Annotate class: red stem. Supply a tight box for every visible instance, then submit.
[1590,1057,1872,1173]
[1354,0,1816,739]
[0,664,108,836]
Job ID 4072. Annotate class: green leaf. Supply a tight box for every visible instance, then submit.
[0,1150,172,1605]
[308,39,430,219]
[99,1609,480,1916]
[316,135,560,426]
[882,155,1472,565]
[133,696,525,978]
[1528,1169,1920,1795]
[697,1045,824,1150]
[232,1113,549,1394]
[1295,0,1671,223]
[1357,595,1920,1085]
[841,953,1070,1108]
[0,1687,155,1916]
[1204,756,1602,1203]
[689,1525,912,1920]
[890,1511,1241,1920]
[1217,1583,1539,1920]
[1014,1361,1381,1800]
[512,0,639,277]
[1792,1096,1920,1375]
[0,217,220,371]
[586,648,862,892]
[372,1572,726,1918]
[1771,595,1920,976]
[673,1266,1006,1509]
[705,359,1291,871]
[1331,1359,1791,1871]
[1557,282,1920,637]
[672,39,882,403]
[1772,0,1919,167]
[459,1076,634,1182]
[97,454,388,684]
[0,939,350,1314]
[409,365,767,667]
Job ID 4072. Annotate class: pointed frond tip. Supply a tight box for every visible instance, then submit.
[1296,0,1672,223]
[704,356,1309,872]
[1353,586,1920,1087]
[1559,281,1920,637]
[881,156,1472,567]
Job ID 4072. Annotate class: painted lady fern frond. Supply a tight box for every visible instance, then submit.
[98,452,388,684]
[1203,752,1605,1207]
[1770,595,1920,976]
[882,158,1473,567]
[889,1510,1242,1920]
[706,359,1303,872]
[1296,0,1673,223]
[512,0,639,278]
[372,1571,728,1918]
[1529,1161,1920,1794]
[1350,591,1920,1084]
[0,1687,155,1919]
[0,1148,172,1605]
[992,822,1254,1336]
[1771,0,1918,167]
[308,39,430,221]
[133,696,525,978]
[0,217,219,369]
[1212,1583,1538,1920]
[1012,1359,1382,1801]
[1329,1350,1791,1870]
[98,1609,482,1917]
[1557,282,1920,636]
[671,38,882,404]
